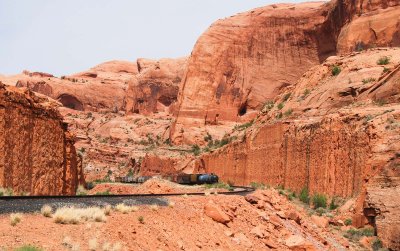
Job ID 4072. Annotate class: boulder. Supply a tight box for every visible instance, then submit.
[204,201,231,224]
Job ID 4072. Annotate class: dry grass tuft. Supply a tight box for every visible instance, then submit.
[115,203,135,214]
[168,201,175,208]
[150,204,158,211]
[41,205,52,217]
[53,207,106,224]
[204,191,211,196]
[104,205,112,216]
[10,213,22,226]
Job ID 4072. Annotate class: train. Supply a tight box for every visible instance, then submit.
[115,173,219,185]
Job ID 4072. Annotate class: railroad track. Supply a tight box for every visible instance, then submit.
[0,186,254,214]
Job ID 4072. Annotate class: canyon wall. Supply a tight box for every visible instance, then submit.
[171,0,400,144]
[200,117,371,197]
[0,82,83,195]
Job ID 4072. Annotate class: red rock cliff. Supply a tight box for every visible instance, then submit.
[171,0,400,144]
[0,82,83,195]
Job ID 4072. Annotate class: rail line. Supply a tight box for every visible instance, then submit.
[0,186,254,214]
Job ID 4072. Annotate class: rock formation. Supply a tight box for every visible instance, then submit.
[2,58,187,115]
[0,82,84,195]
[125,57,187,115]
[171,0,400,144]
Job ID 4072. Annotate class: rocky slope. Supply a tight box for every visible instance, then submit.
[171,0,400,144]
[0,82,84,195]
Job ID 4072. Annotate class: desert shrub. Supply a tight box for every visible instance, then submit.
[14,245,43,251]
[329,197,339,210]
[115,203,135,214]
[76,185,88,196]
[377,56,390,65]
[284,109,293,117]
[282,93,291,102]
[332,66,341,76]
[95,189,112,196]
[191,144,201,156]
[104,205,112,216]
[10,213,22,226]
[168,201,175,208]
[344,218,352,226]
[149,204,159,211]
[362,78,376,84]
[41,205,52,217]
[374,99,387,106]
[372,238,383,251]
[262,101,274,111]
[312,194,327,208]
[299,187,310,204]
[138,216,144,224]
[383,67,390,73]
[303,89,311,98]
[205,182,231,190]
[204,133,212,142]
[234,120,254,131]
[344,228,374,241]
[315,207,326,216]
[53,207,106,224]
[277,103,285,110]
[0,187,14,196]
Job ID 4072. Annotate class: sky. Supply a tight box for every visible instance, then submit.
[0,0,305,76]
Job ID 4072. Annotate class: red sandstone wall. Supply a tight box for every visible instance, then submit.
[0,83,83,195]
[201,117,371,197]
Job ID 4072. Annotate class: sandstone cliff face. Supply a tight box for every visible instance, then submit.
[125,57,187,115]
[171,0,400,144]
[0,82,83,195]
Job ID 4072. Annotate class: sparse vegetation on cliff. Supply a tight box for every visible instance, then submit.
[332,65,341,76]
[234,119,254,131]
[377,56,390,65]
[312,194,327,208]
[299,187,310,204]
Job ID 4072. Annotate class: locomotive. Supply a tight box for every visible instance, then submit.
[115,173,219,185]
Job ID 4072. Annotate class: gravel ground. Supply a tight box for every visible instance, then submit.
[0,196,169,214]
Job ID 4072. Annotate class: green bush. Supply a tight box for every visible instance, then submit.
[191,144,201,156]
[14,245,43,251]
[277,103,285,110]
[234,120,254,131]
[284,109,293,117]
[362,78,376,84]
[95,189,112,196]
[329,197,339,210]
[332,66,341,76]
[303,89,311,98]
[312,194,327,208]
[344,218,352,226]
[250,182,267,190]
[282,93,291,102]
[377,56,390,65]
[299,187,310,204]
[344,228,374,241]
[372,238,383,251]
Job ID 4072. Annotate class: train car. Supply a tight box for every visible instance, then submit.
[175,173,218,185]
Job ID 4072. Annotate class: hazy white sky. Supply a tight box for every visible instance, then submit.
[0,0,305,76]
